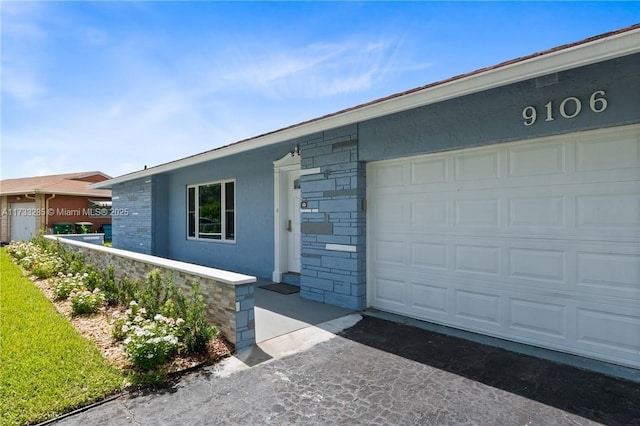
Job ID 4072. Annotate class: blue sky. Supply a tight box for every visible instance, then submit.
[2,1,638,180]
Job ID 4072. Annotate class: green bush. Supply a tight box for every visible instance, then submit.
[135,269,174,315]
[8,240,64,278]
[82,265,120,306]
[53,273,85,300]
[182,283,218,354]
[135,271,218,355]
[31,253,65,278]
[114,301,181,370]
[123,316,179,370]
[116,275,139,306]
[70,288,105,315]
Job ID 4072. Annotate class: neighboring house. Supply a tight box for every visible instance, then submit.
[92,25,640,370]
[0,172,112,243]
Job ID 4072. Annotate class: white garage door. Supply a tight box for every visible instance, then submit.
[10,202,37,242]
[367,124,640,368]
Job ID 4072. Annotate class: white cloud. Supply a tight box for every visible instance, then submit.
[220,37,411,99]
[20,154,69,177]
[0,2,46,40]
[1,66,48,104]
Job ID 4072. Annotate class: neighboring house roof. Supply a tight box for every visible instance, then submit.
[0,171,112,197]
[91,23,640,190]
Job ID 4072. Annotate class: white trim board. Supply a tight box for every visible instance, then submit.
[300,167,322,176]
[326,244,357,253]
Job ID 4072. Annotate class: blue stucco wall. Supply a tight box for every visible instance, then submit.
[163,142,296,278]
[360,54,640,162]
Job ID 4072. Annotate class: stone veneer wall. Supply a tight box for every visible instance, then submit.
[298,124,366,310]
[47,236,256,350]
[111,178,153,254]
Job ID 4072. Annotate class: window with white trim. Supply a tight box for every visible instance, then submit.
[187,180,235,241]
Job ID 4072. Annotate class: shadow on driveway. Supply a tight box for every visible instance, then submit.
[338,315,640,426]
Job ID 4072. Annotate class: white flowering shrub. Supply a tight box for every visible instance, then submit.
[6,240,65,278]
[31,252,65,278]
[112,301,184,370]
[6,241,34,260]
[52,273,86,300]
[70,287,105,315]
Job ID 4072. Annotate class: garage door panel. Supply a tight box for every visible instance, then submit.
[410,242,448,270]
[577,251,640,296]
[508,248,566,283]
[508,298,567,339]
[454,290,502,326]
[373,162,405,187]
[454,199,500,227]
[369,125,640,368]
[372,276,406,307]
[410,157,448,184]
[374,240,405,265]
[509,196,565,228]
[507,141,566,177]
[410,282,448,315]
[576,309,640,355]
[454,245,501,276]
[454,150,500,181]
[575,130,640,172]
[373,194,406,226]
[576,193,640,229]
[411,200,449,227]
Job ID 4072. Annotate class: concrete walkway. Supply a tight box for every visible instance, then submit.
[52,314,639,426]
[254,282,353,342]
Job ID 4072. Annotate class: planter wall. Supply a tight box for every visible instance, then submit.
[46,236,256,349]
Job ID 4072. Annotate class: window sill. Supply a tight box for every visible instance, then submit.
[187,237,236,244]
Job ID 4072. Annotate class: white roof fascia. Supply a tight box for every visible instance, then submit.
[91,27,640,190]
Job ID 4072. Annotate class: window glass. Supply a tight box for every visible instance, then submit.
[225,181,235,240]
[187,180,235,241]
[188,187,196,237]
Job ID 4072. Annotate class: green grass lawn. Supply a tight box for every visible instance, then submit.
[0,248,124,425]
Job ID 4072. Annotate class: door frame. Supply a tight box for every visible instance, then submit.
[273,153,301,282]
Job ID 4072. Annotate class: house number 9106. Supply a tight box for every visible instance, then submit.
[522,90,608,126]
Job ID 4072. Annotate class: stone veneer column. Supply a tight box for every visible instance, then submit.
[111,178,153,254]
[298,124,366,310]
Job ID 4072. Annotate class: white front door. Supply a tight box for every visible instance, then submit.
[10,202,37,241]
[273,153,301,282]
[287,170,301,273]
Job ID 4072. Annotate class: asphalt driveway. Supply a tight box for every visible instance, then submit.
[52,315,639,425]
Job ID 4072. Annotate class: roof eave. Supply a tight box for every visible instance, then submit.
[90,26,640,190]
[1,190,111,197]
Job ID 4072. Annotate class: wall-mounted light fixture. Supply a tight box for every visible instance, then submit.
[290,144,300,157]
